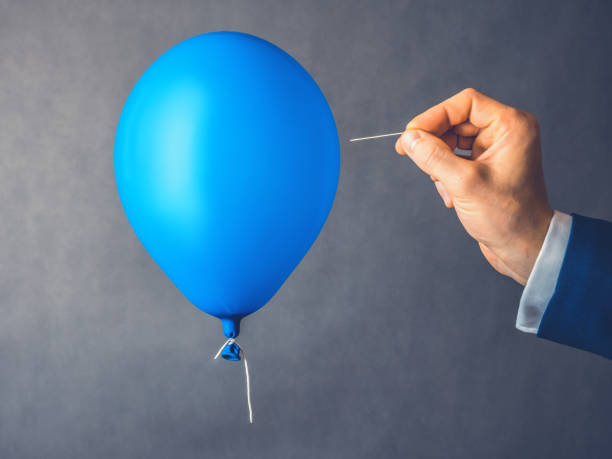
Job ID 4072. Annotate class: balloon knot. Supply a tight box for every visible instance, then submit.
[221,341,241,361]
[213,338,241,361]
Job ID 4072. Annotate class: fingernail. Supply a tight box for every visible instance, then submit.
[401,130,420,154]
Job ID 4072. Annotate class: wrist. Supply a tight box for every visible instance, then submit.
[514,207,554,284]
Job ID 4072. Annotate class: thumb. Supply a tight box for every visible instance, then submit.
[398,129,469,183]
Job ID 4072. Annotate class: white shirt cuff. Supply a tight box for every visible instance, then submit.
[516,211,572,334]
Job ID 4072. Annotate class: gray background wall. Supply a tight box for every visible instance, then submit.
[1,0,612,457]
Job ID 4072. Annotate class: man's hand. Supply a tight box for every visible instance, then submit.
[396,88,553,285]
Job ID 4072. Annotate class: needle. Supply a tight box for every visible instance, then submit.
[349,131,404,142]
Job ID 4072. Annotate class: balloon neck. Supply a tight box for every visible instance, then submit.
[219,318,243,360]
[221,317,241,339]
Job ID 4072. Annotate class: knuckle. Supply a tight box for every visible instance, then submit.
[501,108,540,135]
[499,107,521,124]
[522,111,540,132]
[461,87,480,98]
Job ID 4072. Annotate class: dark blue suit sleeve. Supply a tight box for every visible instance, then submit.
[537,214,612,358]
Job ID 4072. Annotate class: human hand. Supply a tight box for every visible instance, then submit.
[396,88,553,285]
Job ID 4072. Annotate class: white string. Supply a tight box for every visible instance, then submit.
[349,131,403,142]
[242,349,253,424]
[213,338,253,423]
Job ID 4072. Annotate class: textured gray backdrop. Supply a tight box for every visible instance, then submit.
[1,0,612,458]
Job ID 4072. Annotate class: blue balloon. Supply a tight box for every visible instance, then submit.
[114,32,340,350]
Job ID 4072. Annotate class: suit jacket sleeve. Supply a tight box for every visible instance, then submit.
[537,214,612,358]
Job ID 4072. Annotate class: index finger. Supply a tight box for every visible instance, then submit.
[406,88,509,137]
